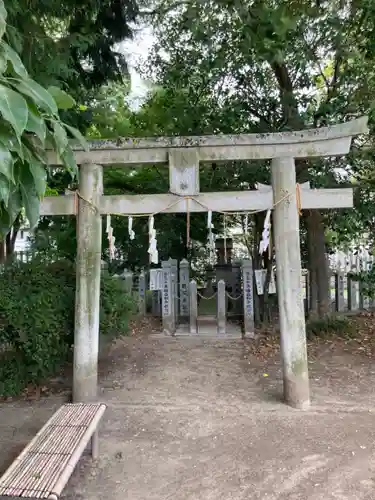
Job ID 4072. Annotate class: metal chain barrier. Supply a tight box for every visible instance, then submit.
[197,290,218,300]
[226,292,243,301]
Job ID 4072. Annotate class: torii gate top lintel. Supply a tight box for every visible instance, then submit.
[47,116,368,166]
[71,116,368,151]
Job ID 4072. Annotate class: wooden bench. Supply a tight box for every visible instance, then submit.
[0,402,106,499]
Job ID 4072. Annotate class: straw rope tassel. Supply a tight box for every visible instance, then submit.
[186,197,190,248]
[296,183,302,216]
[69,187,301,265]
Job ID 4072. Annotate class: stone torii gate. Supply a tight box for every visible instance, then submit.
[42,117,368,410]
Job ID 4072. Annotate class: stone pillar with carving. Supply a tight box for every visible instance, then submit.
[169,258,178,325]
[161,260,175,335]
[179,259,190,320]
[242,259,255,338]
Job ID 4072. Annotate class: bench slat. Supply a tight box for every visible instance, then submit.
[48,404,104,428]
[0,403,106,499]
[29,426,87,455]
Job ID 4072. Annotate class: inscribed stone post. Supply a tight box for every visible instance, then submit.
[179,259,190,319]
[138,271,146,316]
[329,273,335,311]
[369,257,375,308]
[73,163,103,403]
[335,272,345,312]
[229,263,242,315]
[189,280,198,334]
[359,280,365,310]
[347,275,359,311]
[242,259,255,338]
[169,258,178,325]
[162,260,175,335]
[149,268,162,316]
[151,291,161,316]
[272,157,310,410]
[364,295,370,310]
[217,279,226,335]
[122,269,133,293]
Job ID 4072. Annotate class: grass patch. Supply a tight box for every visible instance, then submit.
[306,314,355,341]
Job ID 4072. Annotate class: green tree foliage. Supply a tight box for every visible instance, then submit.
[4,0,139,92]
[3,0,139,136]
[0,0,140,259]
[0,0,88,242]
[139,0,375,317]
[146,0,374,142]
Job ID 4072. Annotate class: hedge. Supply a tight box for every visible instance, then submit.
[0,259,134,396]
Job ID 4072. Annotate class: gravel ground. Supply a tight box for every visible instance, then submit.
[1,331,375,499]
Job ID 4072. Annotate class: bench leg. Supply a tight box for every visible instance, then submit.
[91,430,99,459]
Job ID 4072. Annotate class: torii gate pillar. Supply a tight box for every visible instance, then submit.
[272,158,309,409]
[73,163,103,403]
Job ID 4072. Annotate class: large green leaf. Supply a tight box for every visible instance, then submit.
[22,134,46,164]
[0,132,23,160]
[7,183,22,224]
[47,86,76,110]
[0,143,13,181]
[0,206,11,237]
[28,158,46,197]
[0,0,6,40]
[0,173,9,205]
[64,123,89,151]
[0,48,6,74]
[21,144,46,197]
[0,84,28,139]
[26,108,47,145]
[60,147,78,178]
[2,42,28,79]
[6,25,23,53]
[53,121,68,156]
[19,165,40,228]
[13,78,58,115]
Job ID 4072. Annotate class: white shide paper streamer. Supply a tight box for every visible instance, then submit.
[259,209,271,255]
[148,215,159,264]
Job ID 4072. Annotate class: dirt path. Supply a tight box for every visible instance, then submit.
[2,333,375,499]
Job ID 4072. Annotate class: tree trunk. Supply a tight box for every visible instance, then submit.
[6,229,17,256]
[306,216,318,318]
[0,240,5,263]
[308,264,319,318]
[261,249,273,324]
[306,210,331,317]
[0,214,21,264]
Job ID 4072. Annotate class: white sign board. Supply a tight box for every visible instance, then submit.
[254,269,276,295]
[149,269,163,291]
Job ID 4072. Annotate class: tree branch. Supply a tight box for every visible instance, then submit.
[140,0,192,18]
[302,35,330,90]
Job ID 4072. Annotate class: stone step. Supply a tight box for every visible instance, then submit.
[197,315,217,323]
[174,319,242,339]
